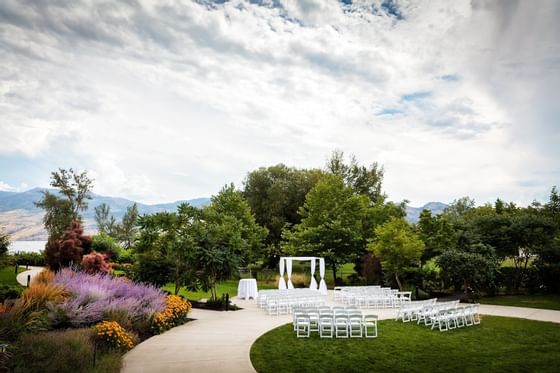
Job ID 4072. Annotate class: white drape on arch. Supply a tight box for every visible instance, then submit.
[286,258,293,289]
[278,258,286,289]
[278,256,327,295]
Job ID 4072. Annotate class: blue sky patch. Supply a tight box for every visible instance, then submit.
[401,91,432,102]
[377,108,404,116]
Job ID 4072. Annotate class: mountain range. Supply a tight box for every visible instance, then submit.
[0,188,446,240]
[0,188,210,240]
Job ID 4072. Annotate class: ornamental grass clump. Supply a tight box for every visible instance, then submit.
[94,320,135,351]
[52,269,165,327]
[152,295,192,333]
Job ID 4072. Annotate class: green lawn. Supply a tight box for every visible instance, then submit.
[0,265,26,286]
[251,316,560,373]
[479,294,560,311]
[162,279,278,301]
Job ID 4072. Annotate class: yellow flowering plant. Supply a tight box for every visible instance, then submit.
[152,295,192,333]
[94,320,135,351]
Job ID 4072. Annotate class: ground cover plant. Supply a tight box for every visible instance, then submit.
[250,316,560,373]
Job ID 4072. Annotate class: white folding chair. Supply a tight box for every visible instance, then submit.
[335,316,349,338]
[296,315,310,338]
[363,314,378,338]
[349,315,363,338]
[319,316,334,338]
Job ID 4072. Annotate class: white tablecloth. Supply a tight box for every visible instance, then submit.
[237,278,258,299]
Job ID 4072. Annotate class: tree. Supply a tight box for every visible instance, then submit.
[135,206,198,295]
[81,251,112,274]
[437,245,499,294]
[243,164,323,264]
[45,221,92,270]
[368,217,425,290]
[326,150,386,204]
[35,168,94,240]
[94,203,117,235]
[443,196,476,222]
[118,203,139,249]
[283,174,370,283]
[207,184,267,265]
[417,210,457,263]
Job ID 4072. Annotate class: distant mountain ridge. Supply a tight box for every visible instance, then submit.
[0,188,210,240]
[405,202,448,223]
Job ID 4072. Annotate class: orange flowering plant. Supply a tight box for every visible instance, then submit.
[152,295,192,333]
[94,320,135,351]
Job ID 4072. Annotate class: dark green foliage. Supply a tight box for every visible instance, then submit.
[437,245,499,293]
[243,164,324,264]
[91,233,120,259]
[417,209,456,263]
[251,317,560,373]
[10,251,47,266]
[94,203,117,236]
[134,251,171,287]
[0,284,23,301]
[0,231,9,259]
[283,175,371,283]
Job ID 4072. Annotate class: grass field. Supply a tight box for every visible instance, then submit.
[251,316,560,373]
[479,294,560,311]
[0,265,26,286]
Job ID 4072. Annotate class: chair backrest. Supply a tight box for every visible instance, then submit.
[363,314,377,322]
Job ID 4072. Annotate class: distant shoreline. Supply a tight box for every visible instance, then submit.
[9,240,47,254]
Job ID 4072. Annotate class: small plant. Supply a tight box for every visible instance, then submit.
[94,320,135,351]
[81,251,112,274]
[152,295,192,333]
[31,270,55,286]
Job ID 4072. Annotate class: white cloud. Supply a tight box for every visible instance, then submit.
[0,181,15,191]
[0,0,558,206]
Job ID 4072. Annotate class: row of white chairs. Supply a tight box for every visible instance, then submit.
[396,299,481,332]
[334,286,412,309]
[395,298,439,322]
[257,289,326,315]
[427,304,481,332]
[293,308,378,338]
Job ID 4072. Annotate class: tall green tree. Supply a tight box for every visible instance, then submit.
[326,150,385,204]
[208,184,267,265]
[118,203,139,249]
[283,175,370,282]
[368,217,425,290]
[243,164,323,263]
[35,168,94,240]
[94,203,117,235]
[0,230,10,262]
[417,210,457,263]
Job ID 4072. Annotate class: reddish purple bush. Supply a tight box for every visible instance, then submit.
[81,251,112,274]
[46,221,92,270]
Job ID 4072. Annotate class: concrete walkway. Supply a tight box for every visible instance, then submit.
[15,266,44,286]
[122,293,560,373]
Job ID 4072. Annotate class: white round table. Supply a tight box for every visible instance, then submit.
[237,278,258,299]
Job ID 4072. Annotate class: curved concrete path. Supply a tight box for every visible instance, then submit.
[122,293,560,373]
[16,266,44,286]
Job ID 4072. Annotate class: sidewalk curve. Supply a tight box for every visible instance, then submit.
[122,292,560,373]
[15,266,44,287]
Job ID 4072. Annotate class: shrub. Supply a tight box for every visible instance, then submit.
[0,285,23,302]
[45,221,92,270]
[81,251,112,274]
[94,320,135,351]
[11,283,67,317]
[134,252,171,286]
[92,233,121,259]
[152,295,192,333]
[10,252,47,266]
[51,270,165,327]
[10,328,95,373]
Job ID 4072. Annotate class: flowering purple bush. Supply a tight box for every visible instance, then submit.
[51,269,166,327]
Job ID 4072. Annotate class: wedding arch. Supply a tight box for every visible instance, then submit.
[278,256,327,295]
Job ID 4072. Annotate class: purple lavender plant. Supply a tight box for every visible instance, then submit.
[51,269,166,327]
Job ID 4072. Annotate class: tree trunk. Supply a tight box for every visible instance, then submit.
[332,264,338,286]
[464,279,469,294]
[395,272,402,291]
[174,260,181,295]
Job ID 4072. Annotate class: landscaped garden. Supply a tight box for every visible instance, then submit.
[251,316,560,372]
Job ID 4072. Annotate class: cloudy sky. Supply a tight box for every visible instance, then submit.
[0,0,558,206]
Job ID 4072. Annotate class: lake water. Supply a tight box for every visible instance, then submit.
[9,241,47,254]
